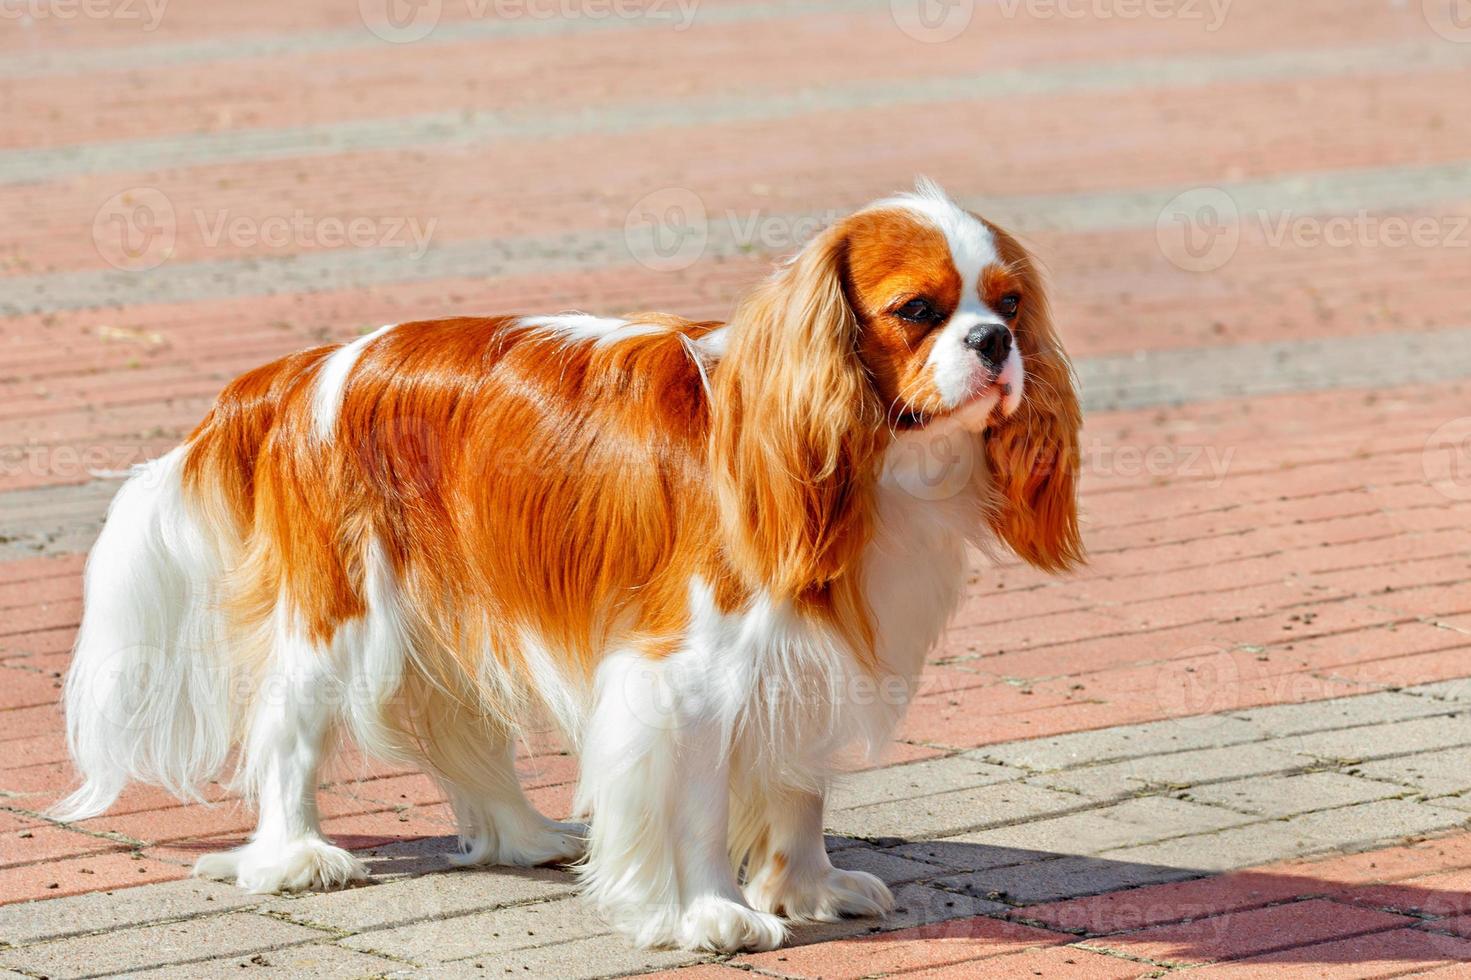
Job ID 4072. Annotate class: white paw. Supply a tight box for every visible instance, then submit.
[673,895,786,953]
[450,819,587,868]
[748,867,894,923]
[193,837,367,894]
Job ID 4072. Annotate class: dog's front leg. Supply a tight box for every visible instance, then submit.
[576,652,786,952]
[744,786,893,922]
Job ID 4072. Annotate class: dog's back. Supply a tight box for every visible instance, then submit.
[58,314,726,821]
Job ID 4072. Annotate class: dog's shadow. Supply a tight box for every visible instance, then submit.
[321,832,1471,964]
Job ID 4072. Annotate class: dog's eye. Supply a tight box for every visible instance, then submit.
[895,299,937,323]
[996,294,1021,318]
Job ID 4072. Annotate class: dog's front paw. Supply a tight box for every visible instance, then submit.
[450,819,587,869]
[674,895,786,952]
[193,837,367,894]
[748,867,894,923]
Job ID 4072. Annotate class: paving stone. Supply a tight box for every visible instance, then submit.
[1405,679,1471,704]
[407,933,700,979]
[1274,713,1471,764]
[1086,898,1414,966]
[1354,747,1471,797]
[1103,800,1469,875]
[1286,799,1468,847]
[932,945,1147,979]
[126,943,403,979]
[1227,692,1462,737]
[969,716,1264,772]
[829,846,941,886]
[825,783,1086,841]
[267,865,575,933]
[936,854,1201,907]
[943,797,1253,859]
[828,756,1024,810]
[1101,822,1342,875]
[740,914,1073,979]
[0,876,257,946]
[1186,771,1408,818]
[1183,927,1471,978]
[0,912,325,980]
[1039,743,1305,798]
[340,895,601,964]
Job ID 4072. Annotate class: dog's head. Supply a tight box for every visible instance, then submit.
[712,180,1084,604]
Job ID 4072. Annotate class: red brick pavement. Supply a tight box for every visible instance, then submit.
[1,1,1470,973]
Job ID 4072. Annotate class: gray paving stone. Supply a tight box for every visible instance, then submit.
[1405,679,1471,703]
[778,881,1007,947]
[418,933,700,979]
[888,838,1053,874]
[0,912,325,980]
[1185,771,1408,818]
[889,797,1249,872]
[268,866,575,933]
[947,797,1252,856]
[825,782,1085,840]
[1039,743,1305,798]
[830,846,943,886]
[127,943,402,979]
[1102,799,1469,874]
[1428,794,1471,813]
[1286,798,1467,846]
[1227,692,1462,737]
[936,854,1200,906]
[828,756,1024,810]
[1100,821,1328,873]
[341,895,601,965]
[1274,714,1471,764]
[968,716,1263,772]
[1022,770,1137,802]
[0,877,258,946]
[1353,747,1471,797]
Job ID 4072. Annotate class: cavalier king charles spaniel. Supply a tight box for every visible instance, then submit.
[58,181,1081,952]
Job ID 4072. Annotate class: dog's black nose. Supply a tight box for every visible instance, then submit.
[964,324,1012,368]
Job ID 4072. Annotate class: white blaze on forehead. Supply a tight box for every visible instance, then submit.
[864,178,1000,289]
[521,313,670,348]
[865,180,1019,412]
[312,323,395,443]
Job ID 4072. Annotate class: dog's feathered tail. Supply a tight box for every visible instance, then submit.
[51,446,235,820]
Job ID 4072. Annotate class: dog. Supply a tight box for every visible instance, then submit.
[57,180,1081,952]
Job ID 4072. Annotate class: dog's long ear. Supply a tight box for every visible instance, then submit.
[984,233,1084,571]
[711,226,884,602]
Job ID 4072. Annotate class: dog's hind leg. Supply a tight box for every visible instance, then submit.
[418,722,585,869]
[193,613,366,893]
